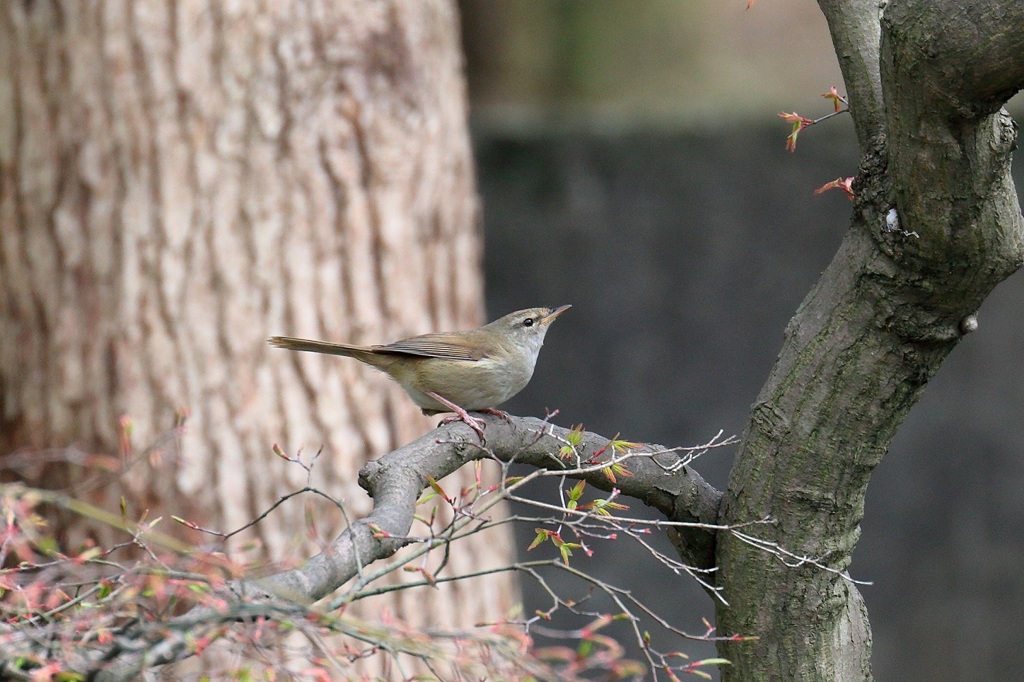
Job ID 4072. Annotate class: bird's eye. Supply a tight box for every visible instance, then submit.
[523,317,535,327]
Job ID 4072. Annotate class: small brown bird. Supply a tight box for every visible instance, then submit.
[268,306,570,437]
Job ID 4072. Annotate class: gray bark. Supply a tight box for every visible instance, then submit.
[715,0,1024,678]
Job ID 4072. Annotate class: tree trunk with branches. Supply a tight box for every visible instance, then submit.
[715,1,1024,677]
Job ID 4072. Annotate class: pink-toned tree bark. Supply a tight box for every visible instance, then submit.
[1,1,515,676]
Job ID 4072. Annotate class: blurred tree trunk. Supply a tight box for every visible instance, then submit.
[0,0,515,675]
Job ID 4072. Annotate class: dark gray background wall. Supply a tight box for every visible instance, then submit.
[476,124,1024,680]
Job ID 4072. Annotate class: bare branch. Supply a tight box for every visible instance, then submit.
[76,415,723,680]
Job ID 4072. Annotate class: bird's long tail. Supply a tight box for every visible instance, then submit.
[267,336,368,358]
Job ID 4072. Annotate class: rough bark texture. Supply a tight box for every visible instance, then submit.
[714,1,1024,679]
[0,0,515,675]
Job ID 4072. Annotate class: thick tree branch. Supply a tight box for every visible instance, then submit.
[882,0,1024,289]
[883,0,1024,117]
[260,415,722,604]
[817,0,885,149]
[88,415,722,680]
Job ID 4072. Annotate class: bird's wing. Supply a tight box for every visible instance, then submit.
[375,334,485,361]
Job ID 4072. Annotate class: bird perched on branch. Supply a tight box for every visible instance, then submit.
[269,305,570,439]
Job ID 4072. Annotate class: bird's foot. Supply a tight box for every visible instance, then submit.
[478,407,514,425]
[427,391,486,441]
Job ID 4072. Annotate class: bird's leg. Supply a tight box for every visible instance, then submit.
[426,391,486,441]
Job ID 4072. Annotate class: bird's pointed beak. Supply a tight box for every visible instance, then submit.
[543,304,572,324]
